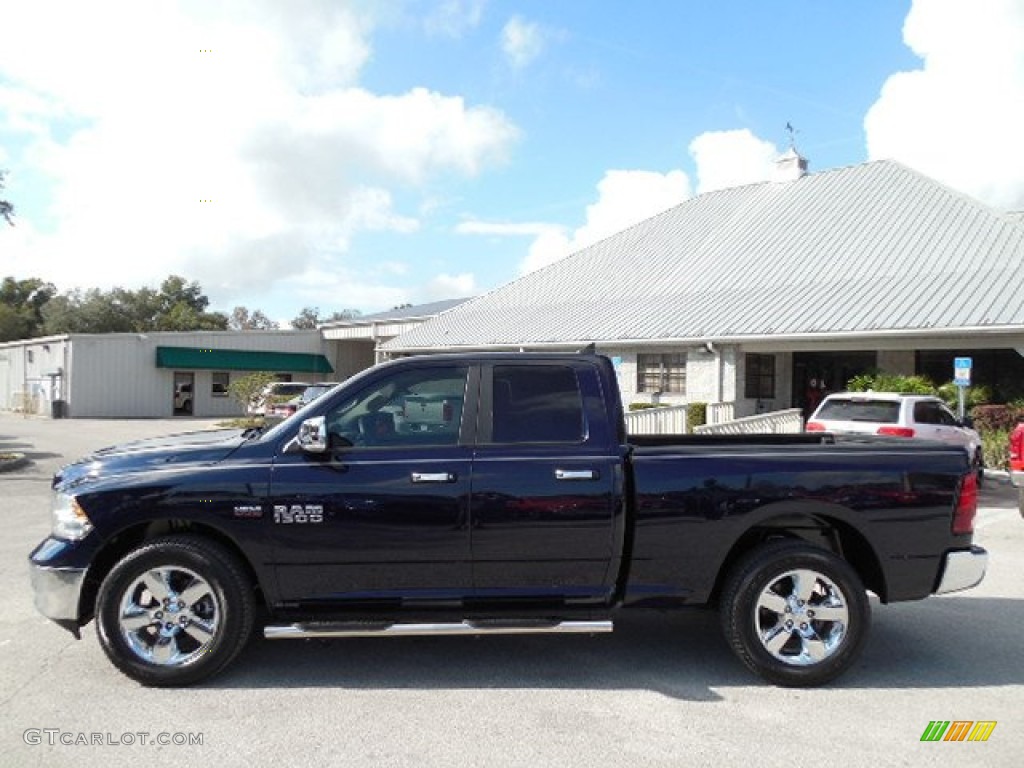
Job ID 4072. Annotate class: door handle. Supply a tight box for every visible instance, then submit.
[411,472,456,484]
[555,469,599,481]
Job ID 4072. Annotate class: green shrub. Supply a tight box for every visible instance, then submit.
[938,382,992,411]
[969,404,1023,433]
[846,371,936,394]
[628,402,671,411]
[686,402,707,433]
[981,428,1012,469]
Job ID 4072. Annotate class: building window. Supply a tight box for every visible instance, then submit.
[637,354,686,394]
[745,354,776,399]
[212,372,230,397]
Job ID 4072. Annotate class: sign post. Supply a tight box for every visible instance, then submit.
[954,357,972,420]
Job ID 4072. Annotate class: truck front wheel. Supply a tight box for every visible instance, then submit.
[95,535,254,687]
[720,540,870,687]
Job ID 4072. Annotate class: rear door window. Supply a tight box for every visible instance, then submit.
[913,401,942,425]
[491,365,585,444]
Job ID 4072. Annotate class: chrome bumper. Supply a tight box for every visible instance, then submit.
[934,547,988,595]
[29,562,87,622]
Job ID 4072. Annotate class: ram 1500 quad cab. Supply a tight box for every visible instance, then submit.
[30,353,987,687]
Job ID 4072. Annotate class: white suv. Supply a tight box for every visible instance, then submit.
[806,392,983,480]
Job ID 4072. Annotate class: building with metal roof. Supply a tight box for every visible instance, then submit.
[320,298,472,371]
[384,159,1024,416]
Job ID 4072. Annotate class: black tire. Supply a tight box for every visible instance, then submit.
[719,540,870,687]
[95,535,254,687]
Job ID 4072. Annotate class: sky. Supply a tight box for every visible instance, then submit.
[1,0,1022,326]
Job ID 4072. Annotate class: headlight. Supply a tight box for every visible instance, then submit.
[51,493,94,541]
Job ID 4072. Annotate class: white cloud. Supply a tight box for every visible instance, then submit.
[501,16,546,69]
[520,169,691,273]
[688,129,779,194]
[423,0,487,38]
[0,2,519,309]
[574,170,691,248]
[865,0,1024,209]
[519,227,573,274]
[424,272,476,300]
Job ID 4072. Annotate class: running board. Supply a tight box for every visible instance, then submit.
[264,619,613,640]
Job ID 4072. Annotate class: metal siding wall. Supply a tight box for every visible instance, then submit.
[69,336,168,418]
[329,340,375,381]
[0,346,23,411]
[66,331,332,418]
[0,339,71,415]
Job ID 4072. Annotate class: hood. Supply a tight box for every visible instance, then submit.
[53,428,251,490]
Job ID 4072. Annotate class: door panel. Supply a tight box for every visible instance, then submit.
[469,363,620,601]
[268,363,475,604]
[269,448,472,602]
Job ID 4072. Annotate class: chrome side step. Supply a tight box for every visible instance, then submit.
[264,619,613,640]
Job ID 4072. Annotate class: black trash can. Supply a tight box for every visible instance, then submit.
[51,400,67,419]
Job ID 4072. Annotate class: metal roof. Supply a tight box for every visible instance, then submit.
[321,298,472,328]
[386,161,1024,351]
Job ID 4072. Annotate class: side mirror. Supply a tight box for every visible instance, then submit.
[297,416,328,454]
[961,415,974,429]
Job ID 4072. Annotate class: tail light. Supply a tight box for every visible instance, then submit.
[806,421,825,432]
[877,426,915,437]
[952,472,978,535]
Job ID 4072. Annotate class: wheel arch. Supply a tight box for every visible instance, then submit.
[79,519,264,626]
[709,504,887,605]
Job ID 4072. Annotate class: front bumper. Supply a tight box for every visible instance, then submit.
[29,537,90,636]
[30,562,87,621]
[934,546,988,595]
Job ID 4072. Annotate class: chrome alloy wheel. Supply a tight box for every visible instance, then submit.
[753,568,850,667]
[117,566,221,666]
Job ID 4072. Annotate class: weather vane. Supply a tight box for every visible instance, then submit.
[785,122,799,150]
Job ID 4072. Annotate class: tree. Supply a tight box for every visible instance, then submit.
[41,288,136,334]
[0,277,57,341]
[150,275,228,331]
[39,275,228,335]
[290,306,361,329]
[230,306,279,330]
[227,371,277,417]
[0,170,13,226]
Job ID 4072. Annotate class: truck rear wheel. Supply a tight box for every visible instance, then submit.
[95,535,254,687]
[720,540,870,687]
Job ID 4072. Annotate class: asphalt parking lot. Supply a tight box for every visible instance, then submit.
[1,413,1021,767]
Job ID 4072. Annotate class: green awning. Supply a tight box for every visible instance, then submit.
[156,346,334,374]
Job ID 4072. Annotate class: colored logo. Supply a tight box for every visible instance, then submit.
[920,721,996,742]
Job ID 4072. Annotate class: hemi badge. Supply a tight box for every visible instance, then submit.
[233,505,264,519]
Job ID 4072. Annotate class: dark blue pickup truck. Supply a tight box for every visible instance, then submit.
[29,353,987,687]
